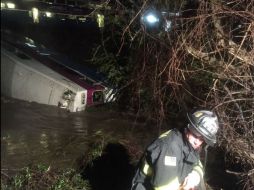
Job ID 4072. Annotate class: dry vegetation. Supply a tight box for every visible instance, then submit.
[96,0,254,189]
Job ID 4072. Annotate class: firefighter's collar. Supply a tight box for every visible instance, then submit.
[183,144,199,163]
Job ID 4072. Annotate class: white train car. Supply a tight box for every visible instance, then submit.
[1,44,87,112]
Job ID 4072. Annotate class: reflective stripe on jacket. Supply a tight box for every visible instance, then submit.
[131,129,204,190]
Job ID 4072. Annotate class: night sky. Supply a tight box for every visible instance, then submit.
[1,5,101,66]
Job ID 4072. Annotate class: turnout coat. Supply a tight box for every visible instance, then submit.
[131,129,205,190]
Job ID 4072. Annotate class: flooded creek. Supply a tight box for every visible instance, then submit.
[1,96,240,190]
[1,96,156,174]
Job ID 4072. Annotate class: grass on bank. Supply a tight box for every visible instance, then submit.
[1,164,91,190]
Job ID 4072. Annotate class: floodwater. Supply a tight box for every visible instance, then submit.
[1,96,241,190]
[1,96,156,173]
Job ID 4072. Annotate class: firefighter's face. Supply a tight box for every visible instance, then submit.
[186,132,204,150]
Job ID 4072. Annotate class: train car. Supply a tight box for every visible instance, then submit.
[1,43,102,112]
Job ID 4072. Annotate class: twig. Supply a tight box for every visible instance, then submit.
[1,171,11,180]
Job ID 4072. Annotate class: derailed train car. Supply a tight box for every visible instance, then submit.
[1,43,110,112]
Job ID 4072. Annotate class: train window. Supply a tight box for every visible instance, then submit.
[81,93,86,104]
[93,91,104,103]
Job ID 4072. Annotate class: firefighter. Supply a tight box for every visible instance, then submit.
[131,109,219,190]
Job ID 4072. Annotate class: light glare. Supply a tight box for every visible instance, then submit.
[6,2,15,9]
[146,14,159,24]
[25,43,36,48]
[32,7,39,23]
[97,14,104,28]
[45,12,52,17]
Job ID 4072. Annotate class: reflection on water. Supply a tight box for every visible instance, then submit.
[1,96,155,172]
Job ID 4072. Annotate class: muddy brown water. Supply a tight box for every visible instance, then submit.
[1,96,156,173]
[1,96,241,190]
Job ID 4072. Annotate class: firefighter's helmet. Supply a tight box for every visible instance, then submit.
[187,110,219,146]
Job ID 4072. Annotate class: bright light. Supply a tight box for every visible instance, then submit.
[1,2,5,8]
[25,43,36,48]
[78,17,86,22]
[141,9,181,32]
[164,20,172,31]
[32,7,39,23]
[25,37,36,47]
[141,9,161,29]
[97,14,104,28]
[32,8,39,18]
[145,14,159,24]
[6,2,15,9]
[45,11,52,18]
